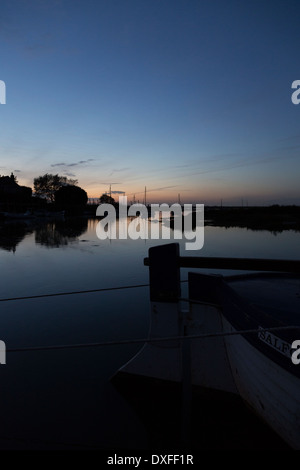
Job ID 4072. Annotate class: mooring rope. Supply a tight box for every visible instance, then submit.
[0,283,150,302]
[0,279,189,303]
[5,325,299,353]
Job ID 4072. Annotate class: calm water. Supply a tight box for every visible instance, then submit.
[0,216,299,450]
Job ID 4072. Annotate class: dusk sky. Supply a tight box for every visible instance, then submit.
[1,0,300,205]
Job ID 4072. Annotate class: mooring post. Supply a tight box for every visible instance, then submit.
[180,307,192,449]
[148,243,181,302]
[148,243,191,448]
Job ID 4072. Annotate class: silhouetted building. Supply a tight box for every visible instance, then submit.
[0,174,32,203]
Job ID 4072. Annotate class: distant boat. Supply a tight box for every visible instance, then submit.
[33,210,65,218]
[113,243,300,449]
[2,210,65,219]
[2,211,36,219]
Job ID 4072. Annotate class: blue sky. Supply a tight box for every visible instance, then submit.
[1,0,300,204]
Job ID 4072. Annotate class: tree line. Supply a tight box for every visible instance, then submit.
[33,174,87,206]
[33,173,116,206]
[0,172,116,211]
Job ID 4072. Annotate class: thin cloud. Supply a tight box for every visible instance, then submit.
[108,167,131,176]
[150,150,300,183]
[184,152,300,177]
[51,159,95,168]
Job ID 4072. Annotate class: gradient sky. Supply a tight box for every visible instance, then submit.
[1,0,300,205]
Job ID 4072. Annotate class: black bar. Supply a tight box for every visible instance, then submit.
[144,256,300,273]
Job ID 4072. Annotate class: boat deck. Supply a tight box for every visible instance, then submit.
[227,273,300,324]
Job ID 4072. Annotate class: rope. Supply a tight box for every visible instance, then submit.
[0,280,189,303]
[6,325,299,353]
[0,283,149,302]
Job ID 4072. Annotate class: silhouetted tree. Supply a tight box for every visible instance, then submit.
[99,193,116,205]
[33,174,78,202]
[55,185,88,207]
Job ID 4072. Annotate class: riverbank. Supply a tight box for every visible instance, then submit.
[1,204,300,233]
[204,205,300,232]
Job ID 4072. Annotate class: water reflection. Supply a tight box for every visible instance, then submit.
[1,214,300,254]
[0,217,89,252]
[0,221,33,252]
[35,218,88,248]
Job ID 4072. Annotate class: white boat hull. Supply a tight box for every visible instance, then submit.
[223,316,300,450]
[113,243,300,449]
[119,300,238,395]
